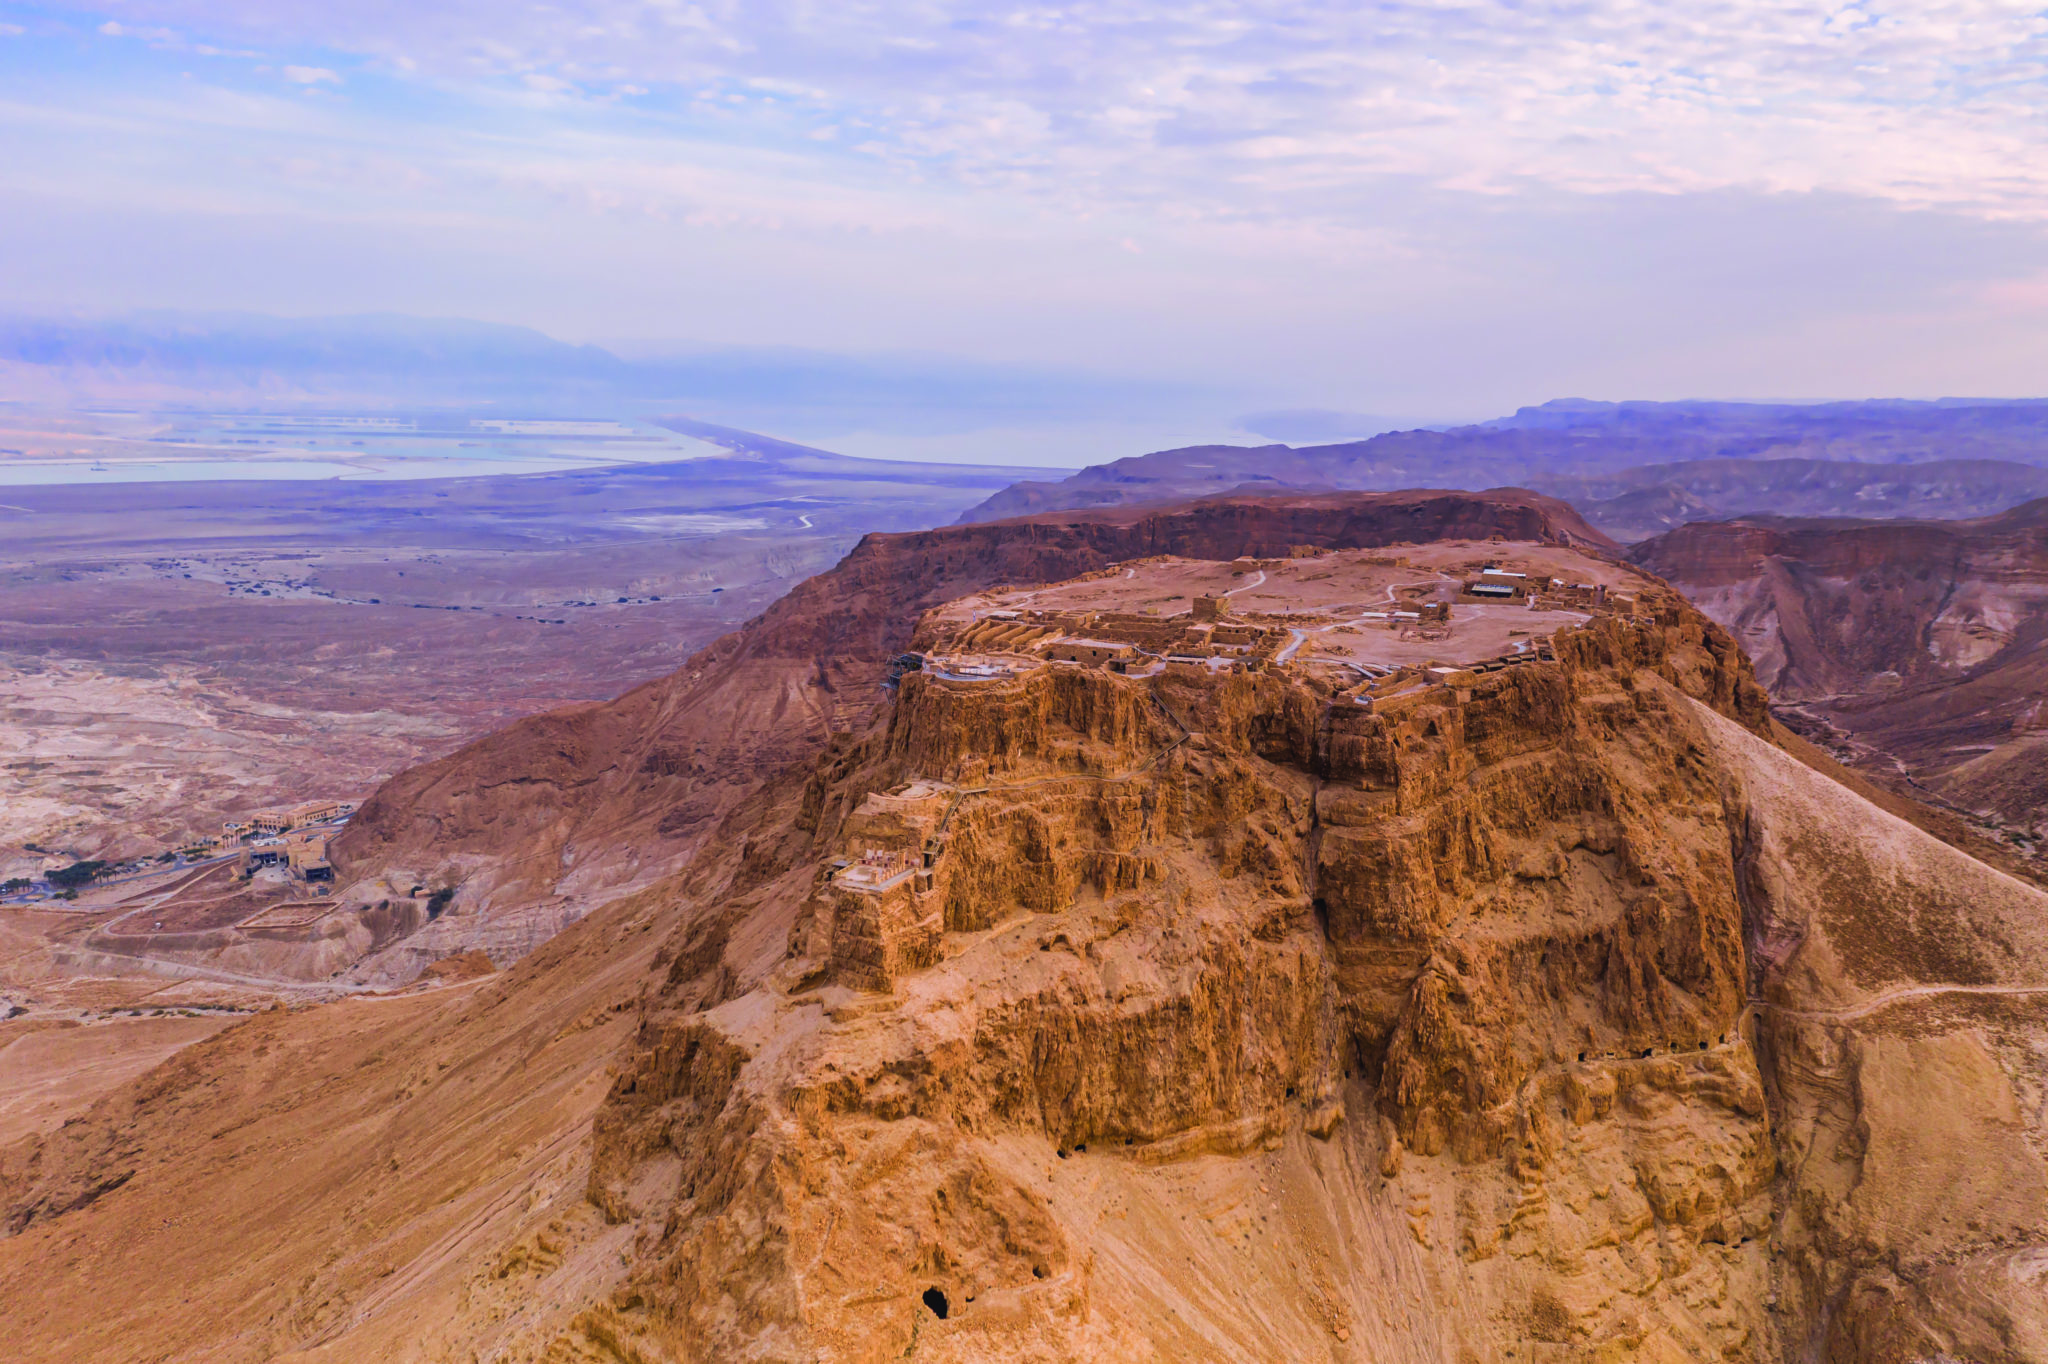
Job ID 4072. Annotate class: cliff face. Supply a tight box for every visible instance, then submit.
[3,495,2044,1364]
[556,597,1809,1362]
[327,488,1613,980]
[1631,500,2048,841]
[1694,702,2048,1362]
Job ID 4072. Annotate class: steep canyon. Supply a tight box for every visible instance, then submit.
[0,492,2042,1362]
[1633,500,2048,857]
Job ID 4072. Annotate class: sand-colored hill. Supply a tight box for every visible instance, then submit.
[1632,499,2048,853]
[0,491,2042,1361]
[1691,698,2048,1359]
[324,488,1610,982]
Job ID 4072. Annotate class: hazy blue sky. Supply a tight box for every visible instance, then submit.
[5,1,2048,436]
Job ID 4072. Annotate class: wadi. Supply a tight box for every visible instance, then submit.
[18,0,2048,1355]
[0,487,2041,1363]
[1632,500,2048,872]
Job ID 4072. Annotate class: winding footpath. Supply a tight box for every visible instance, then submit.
[1222,569,1266,597]
[1750,982,2048,1024]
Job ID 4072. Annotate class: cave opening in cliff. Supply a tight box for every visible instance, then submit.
[922,1287,950,1319]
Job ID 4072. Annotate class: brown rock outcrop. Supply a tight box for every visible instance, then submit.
[562,579,1799,1361]
[1632,497,2048,846]
[2,493,2043,1364]
[327,489,1613,977]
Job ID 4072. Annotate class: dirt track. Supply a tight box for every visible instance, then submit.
[1751,982,2048,1023]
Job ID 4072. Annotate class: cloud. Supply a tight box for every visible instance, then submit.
[0,23,24,37]
[94,16,234,53]
[12,1,2048,425]
[44,1,2048,222]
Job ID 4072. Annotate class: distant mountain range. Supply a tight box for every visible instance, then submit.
[14,313,2048,535]
[1534,457,2048,541]
[960,398,2048,539]
[0,311,1204,439]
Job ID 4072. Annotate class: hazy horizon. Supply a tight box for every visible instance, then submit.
[10,305,2048,471]
[5,1,2048,458]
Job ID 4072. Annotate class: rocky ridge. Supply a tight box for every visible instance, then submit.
[957,409,2048,539]
[1631,498,2048,851]
[0,492,2041,1363]
[325,488,1610,982]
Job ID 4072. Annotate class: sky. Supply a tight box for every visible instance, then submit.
[4,2,2048,460]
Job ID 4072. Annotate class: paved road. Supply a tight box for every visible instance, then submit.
[49,945,372,995]
[5,816,351,905]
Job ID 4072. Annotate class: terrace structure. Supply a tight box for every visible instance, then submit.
[1042,638,1135,668]
[832,781,952,883]
[834,848,920,894]
[813,781,958,988]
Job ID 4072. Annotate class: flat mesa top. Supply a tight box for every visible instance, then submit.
[926,542,1647,675]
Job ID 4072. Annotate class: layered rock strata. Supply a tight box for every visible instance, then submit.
[567,591,1810,1360]
[325,490,1612,978]
[1632,498,2048,844]
[3,496,2044,1364]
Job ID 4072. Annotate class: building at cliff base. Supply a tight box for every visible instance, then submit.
[223,798,358,843]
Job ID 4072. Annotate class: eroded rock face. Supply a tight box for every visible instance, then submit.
[1631,498,2048,841]
[324,489,1616,981]
[1691,699,2048,1364]
[562,587,1812,1361]
[5,495,2045,1364]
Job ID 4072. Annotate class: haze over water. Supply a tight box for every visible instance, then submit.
[5,2,2048,464]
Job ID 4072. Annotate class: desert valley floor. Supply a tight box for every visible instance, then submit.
[0,489,2042,1361]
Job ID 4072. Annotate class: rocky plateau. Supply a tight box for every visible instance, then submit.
[0,489,2042,1363]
